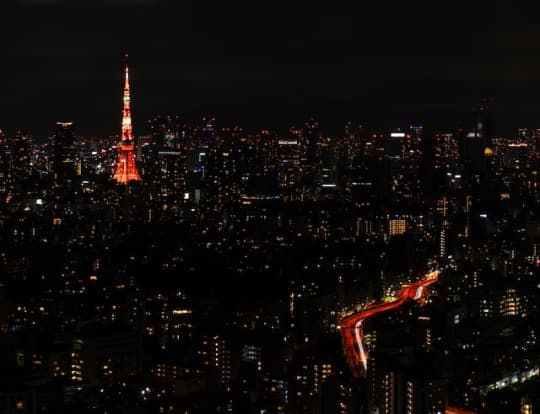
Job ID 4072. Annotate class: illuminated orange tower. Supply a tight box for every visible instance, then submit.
[113,55,141,183]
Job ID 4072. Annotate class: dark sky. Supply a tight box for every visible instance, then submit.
[2,1,540,136]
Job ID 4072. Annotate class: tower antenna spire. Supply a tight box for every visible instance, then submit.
[113,54,141,183]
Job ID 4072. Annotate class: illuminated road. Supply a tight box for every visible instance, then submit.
[339,270,439,378]
[445,407,477,414]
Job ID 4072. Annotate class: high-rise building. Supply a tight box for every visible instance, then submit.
[517,128,540,158]
[459,102,492,174]
[303,118,319,166]
[52,121,77,184]
[10,130,31,178]
[433,132,459,172]
[384,129,423,201]
[209,335,232,387]
[388,218,407,238]
[277,132,302,200]
[380,371,396,414]
[70,328,143,386]
[113,55,142,184]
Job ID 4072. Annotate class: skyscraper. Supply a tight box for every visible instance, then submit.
[113,55,142,184]
[53,121,76,183]
[459,101,492,174]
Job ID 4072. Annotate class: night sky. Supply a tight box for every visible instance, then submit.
[3,1,540,136]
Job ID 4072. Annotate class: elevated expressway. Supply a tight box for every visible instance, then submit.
[338,270,439,378]
[338,271,478,414]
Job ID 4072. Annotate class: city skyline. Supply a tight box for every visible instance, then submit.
[2,3,540,414]
[3,2,540,136]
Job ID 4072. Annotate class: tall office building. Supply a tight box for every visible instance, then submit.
[145,116,188,219]
[303,118,320,166]
[385,130,422,201]
[11,130,31,178]
[433,132,459,172]
[459,102,492,174]
[0,130,32,209]
[52,121,76,183]
[432,132,461,193]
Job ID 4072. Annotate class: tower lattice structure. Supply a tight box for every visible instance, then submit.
[113,56,142,183]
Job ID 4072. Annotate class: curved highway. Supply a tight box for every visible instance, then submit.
[445,407,477,414]
[339,270,439,377]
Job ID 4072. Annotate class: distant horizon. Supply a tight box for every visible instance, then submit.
[4,3,540,140]
[2,106,538,139]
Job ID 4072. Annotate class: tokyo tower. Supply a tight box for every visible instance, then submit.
[113,55,142,183]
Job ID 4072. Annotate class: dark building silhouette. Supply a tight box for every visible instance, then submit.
[52,121,76,184]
